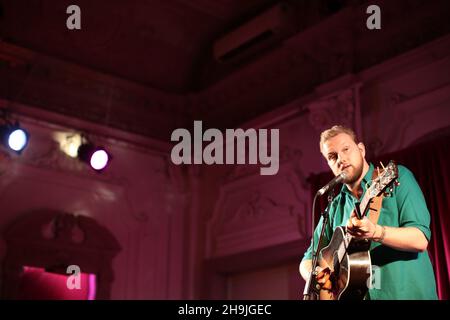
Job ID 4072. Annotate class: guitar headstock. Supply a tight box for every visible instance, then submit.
[367,160,399,198]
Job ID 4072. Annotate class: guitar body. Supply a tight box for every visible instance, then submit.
[319,226,372,300]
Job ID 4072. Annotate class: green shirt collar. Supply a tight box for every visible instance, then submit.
[340,163,374,196]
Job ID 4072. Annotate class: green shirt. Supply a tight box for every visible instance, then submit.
[302,163,438,300]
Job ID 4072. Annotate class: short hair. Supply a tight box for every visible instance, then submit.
[319,125,358,152]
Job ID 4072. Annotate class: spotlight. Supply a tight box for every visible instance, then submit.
[55,132,82,158]
[77,143,111,172]
[0,123,30,153]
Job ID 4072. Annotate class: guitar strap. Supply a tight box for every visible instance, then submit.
[367,166,384,225]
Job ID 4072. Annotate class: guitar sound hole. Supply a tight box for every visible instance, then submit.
[333,254,340,276]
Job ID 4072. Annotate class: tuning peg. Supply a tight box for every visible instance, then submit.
[394,180,400,186]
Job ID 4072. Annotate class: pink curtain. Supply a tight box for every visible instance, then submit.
[308,133,450,300]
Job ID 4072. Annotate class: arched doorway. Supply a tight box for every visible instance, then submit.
[1,210,121,299]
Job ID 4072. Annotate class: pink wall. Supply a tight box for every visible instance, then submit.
[0,102,187,299]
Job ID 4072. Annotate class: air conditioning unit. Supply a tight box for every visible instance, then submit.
[213,3,294,62]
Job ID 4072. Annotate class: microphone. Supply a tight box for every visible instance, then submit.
[316,172,347,196]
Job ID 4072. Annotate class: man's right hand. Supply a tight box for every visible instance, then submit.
[300,259,335,291]
[315,266,333,291]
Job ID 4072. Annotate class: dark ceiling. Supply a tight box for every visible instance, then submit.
[0,0,284,93]
[0,0,357,94]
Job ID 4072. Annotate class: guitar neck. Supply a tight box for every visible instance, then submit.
[345,193,373,244]
[357,193,371,219]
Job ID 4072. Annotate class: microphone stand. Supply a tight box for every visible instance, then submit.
[303,190,335,300]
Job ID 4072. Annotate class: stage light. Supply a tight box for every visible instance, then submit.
[55,132,82,158]
[90,149,109,170]
[77,143,111,172]
[0,123,30,153]
[55,132,111,172]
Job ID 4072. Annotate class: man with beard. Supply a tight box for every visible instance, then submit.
[299,125,438,299]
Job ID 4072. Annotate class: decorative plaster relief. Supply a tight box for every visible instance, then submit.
[307,87,359,133]
[207,162,308,258]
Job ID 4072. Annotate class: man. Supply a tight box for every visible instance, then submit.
[299,125,438,299]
